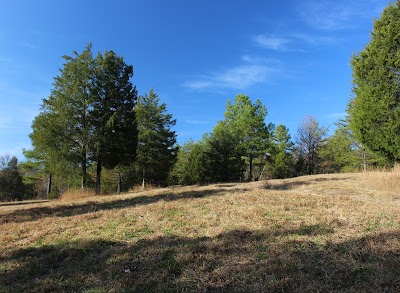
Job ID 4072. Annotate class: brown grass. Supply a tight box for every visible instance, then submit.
[0,173,399,292]
[58,188,95,202]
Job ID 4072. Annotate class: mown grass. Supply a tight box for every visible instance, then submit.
[1,173,400,292]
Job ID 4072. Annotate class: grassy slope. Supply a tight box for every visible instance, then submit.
[1,173,400,292]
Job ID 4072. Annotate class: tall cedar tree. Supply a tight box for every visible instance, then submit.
[30,45,93,189]
[29,45,137,195]
[296,115,328,175]
[90,51,137,194]
[349,1,400,163]
[136,90,177,187]
[224,95,271,181]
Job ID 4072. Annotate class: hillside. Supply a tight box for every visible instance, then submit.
[1,173,400,292]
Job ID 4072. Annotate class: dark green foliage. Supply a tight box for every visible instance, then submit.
[170,140,207,185]
[271,125,294,178]
[224,94,272,181]
[318,120,389,173]
[135,90,177,187]
[204,122,244,182]
[0,156,27,201]
[28,44,138,195]
[349,1,400,163]
[29,45,94,190]
[90,50,138,194]
[171,95,271,185]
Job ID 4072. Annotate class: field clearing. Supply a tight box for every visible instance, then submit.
[1,173,400,292]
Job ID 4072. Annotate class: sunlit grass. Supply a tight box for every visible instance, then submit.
[1,173,399,292]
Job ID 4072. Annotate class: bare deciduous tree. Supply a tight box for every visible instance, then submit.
[296,115,328,175]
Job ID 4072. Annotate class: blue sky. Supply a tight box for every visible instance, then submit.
[0,0,391,160]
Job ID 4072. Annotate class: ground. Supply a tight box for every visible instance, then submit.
[1,172,399,292]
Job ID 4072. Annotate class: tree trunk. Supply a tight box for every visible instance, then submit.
[95,160,102,195]
[249,155,254,181]
[47,172,52,197]
[82,156,87,190]
[142,169,145,191]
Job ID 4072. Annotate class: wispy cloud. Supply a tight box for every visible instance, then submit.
[254,33,338,51]
[298,0,387,31]
[253,35,290,51]
[185,119,210,125]
[292,33,337,45]
[183,57,281,91]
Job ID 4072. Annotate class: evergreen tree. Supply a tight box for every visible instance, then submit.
[90,50,138,194]
[170,140,207,185]
[224,94,271,181]
[29,45,93,190]
[271,125,294,178]
[28,44,138,195]
[0,156,25,201]
[349,1,400,163]
[319,119,388,172]
[135,90,177,187]
[204,121,244,182]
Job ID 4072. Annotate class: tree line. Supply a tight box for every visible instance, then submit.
[2,0,400,200]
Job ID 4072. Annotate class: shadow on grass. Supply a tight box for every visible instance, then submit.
[0,200,50,207]
[265,176,354,191]
[1,228,399,292]
[0,187,245,224]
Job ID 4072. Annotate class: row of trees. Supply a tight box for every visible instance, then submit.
[0,94,388,201]
[4,0,400,201]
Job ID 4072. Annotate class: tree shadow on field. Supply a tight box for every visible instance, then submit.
[265,176,354,191]
[0,187,247,224]
[0,200,49,207]
[1,228,399,292]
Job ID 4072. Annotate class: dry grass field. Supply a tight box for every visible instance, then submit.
[1,172,400,292]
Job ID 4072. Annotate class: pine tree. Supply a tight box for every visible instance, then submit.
[135,90,177,187]
[171,140,207,185]
[224,94,271,181]
[0,156,25,201]
[271,125,294,178]
[204,121,244,182]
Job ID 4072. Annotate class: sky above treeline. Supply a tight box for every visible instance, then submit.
[0,0,391,160]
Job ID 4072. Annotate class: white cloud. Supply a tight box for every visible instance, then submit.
[253,33,338,52]
[183,59,280,91]
[185,119,210,125]
[253,35,290,51]
[298,0,387,31]
[292,33,337,45]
